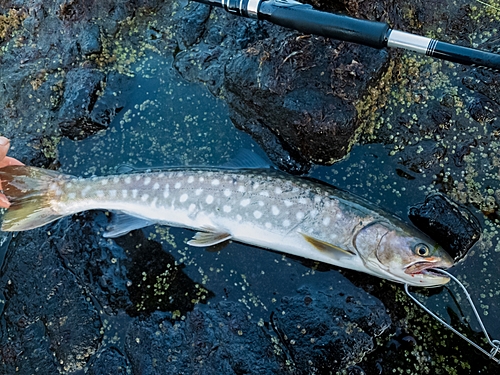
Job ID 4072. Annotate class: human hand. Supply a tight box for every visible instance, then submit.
[0,137,24,208]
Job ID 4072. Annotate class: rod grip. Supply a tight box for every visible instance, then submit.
[258,0,389,49]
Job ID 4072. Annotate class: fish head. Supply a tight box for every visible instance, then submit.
[354,221,454,287]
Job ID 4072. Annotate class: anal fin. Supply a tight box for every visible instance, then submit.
[187,227,232,247]
[300,233,355,260]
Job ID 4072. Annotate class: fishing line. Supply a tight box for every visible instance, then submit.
[193,0,500,70]
[405,269,500,363]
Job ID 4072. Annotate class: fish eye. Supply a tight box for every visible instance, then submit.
[414,243,430,257]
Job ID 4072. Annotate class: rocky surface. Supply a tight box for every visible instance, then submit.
[1,0,500,374]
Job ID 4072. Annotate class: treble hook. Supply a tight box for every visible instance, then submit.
[405,269,500,364]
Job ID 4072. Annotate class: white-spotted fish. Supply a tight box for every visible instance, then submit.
[0,165,453,286]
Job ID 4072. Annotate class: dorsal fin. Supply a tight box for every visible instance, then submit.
[222,149,271,169]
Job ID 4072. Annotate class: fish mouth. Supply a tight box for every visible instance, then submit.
[404,260,452,278]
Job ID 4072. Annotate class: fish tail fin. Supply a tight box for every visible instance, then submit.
[0,166,73,232]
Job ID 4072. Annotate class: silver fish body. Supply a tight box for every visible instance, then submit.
[0,166,454,286]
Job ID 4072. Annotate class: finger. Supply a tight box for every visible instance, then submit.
[0,136,9,161]
[0,156,24,169]
[0,193,10,209]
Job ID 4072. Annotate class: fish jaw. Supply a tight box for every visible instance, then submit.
[403,255,454,287]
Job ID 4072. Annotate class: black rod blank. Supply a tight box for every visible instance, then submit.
[193,0,500,70]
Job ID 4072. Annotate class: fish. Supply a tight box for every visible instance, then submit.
[0,165,454,286]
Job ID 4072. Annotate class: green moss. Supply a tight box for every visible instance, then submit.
[0,9,27,41]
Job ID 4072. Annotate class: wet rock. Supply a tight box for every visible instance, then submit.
[174,2,211,49]
[58,68,107,140]
[224,38,389,169]
[78,23,102,55]
[0,220,101,373]
[124,285,390,374]
[409,193,482,260]
[172,6,390,171]
[272,286,391,373]
[86,347,129,375]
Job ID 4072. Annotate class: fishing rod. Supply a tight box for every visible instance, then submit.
[193,0,500,70]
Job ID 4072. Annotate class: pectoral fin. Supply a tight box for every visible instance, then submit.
[300,233,356,259]
[187,227,232,247]
[103,213,153,238]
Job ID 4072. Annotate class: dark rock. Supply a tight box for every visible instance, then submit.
[271,286,391,373]
[174,2,211,49]
[171,5,390,171]
[124,285,390,374]
[58,68,107,140]
[0,220,101,373]
[86,347,129,375]
[409,193,482,260]
[78,24,102,55]
[224,38,389,168]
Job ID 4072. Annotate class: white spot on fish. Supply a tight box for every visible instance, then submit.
[240,198,251,207]
[132,190,138,198]
[113,177,120,183]
[150,197,157,207]
[141,194,149,202]
[96,190,104,198]
[238,186,246,193]
[163,184,170,198]
[153,183,160,190]
[265,222,272,229]
[180,194,188,203]
[224,189,232,197]
[310,209,318,217]
[283,219,291,227]
[135,175,141,181]
[236,214,242,221]
[177,172,184,178]
[188,204,196,213]
[122,190,128,198]
[187,176,194,183]
[223,205,231,213]
[284,200,293,207]
[298,198,308,205]
[272,206,280,215]
[211,179,220,186]
[101,179,108,185]
[81,186,91,197]
[125,177,131,184]
[253,210,262,219]
[144,177,151,185]
[258,201,264,207]
[175,182,181,189]
[296,212,305,220]
[314,196,322,203]
[66,183,73,188]
[68,192,76,199]
[195,188,203,196]
[199,176,205,182]
[274,187,282,195]
[322,217,331,226]
[109,190,117,198]
[259,191,269,197]
[206,195,214,204]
